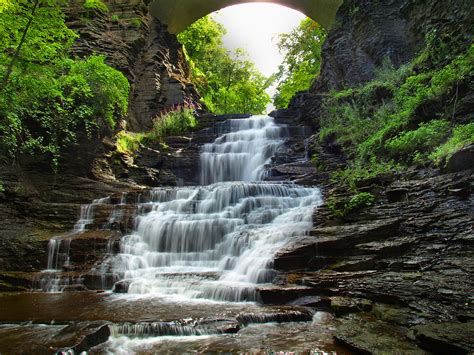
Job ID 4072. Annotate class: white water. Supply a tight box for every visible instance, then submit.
[109,116,322,302]
[200,116,287,184]
[39,197,112,291]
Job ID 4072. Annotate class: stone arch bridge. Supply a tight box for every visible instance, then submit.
[149,0,343,34]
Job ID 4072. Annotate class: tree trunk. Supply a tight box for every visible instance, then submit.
[0,0,40,92]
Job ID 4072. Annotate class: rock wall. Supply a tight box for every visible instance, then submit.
[290,0,473,121]
[65,0,200,131]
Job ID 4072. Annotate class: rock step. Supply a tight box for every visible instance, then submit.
[112,319,240,337]
[274,218,402,271]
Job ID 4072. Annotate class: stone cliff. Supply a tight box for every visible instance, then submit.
[65,0,200,131]
[284,0,473,122]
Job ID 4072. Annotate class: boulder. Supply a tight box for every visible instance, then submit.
[445,144,474,173]
[410,321,474,354]
[51,321,111,353]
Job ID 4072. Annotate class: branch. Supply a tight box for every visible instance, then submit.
[0,0,41,92]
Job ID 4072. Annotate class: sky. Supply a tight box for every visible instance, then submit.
[212,3,306,109]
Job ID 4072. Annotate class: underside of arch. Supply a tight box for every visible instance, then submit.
[149,0,343,34]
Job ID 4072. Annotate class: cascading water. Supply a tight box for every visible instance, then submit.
[200,116,287,184]
[110,116,322,302]
[38,197,111,292]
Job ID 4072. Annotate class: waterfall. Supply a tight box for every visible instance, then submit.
[200,116,287,184]
[39,197,112,292]
[110,115,322,302]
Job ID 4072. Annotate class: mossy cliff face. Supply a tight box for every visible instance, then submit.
[64,0,200,131]
[314,0,472,92]
[292,0,473,120]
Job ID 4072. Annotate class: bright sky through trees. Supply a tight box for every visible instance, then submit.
[212,3,305,110]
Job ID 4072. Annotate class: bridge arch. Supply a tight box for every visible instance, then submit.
[149,0,343,34]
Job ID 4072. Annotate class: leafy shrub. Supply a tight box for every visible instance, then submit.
[318,42,473,174]
[178,16,271,114]
[385,119,450,158]
[62,55,130,130]
[327,192,375,218]
[0,55,129,167]
[332,159,400,189]
[429,123,474,166]
[150,106,197,139]
[129,18,141,28]
[116,106,197,155]
[84,0,108,13]
[116,131,146,155]
[0,1,129,168]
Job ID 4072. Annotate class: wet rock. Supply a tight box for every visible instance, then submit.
[410,321,474,354]
[0,281,28,292]
[62,284,90,292]
[386,188,409,203]
[236,308,313,326]
[258,285,318,304]
[274,218,401,271]
[288,296,331,309]
[354,236,416,258]
[270,163,317,177]
[83,272,118,291]
[51,321,111,353]
[372,303,427,327]
[354,173,396,188]
[113,280,131,293]
[59,231,122,271]
[0,272,37,290]
[196,318,241,334]
[329,297,372,317]
[328,256,376,272]
[445,144,474,173]
[334,314,423,354]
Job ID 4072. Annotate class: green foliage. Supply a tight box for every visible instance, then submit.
[0,179,4,193]
[273,18,327,109]
[385,120,450,159]
[129,18,141,28]
[429,123,474,166]
[0,0,77,64]
[84,0,108,13]
[332,159,400,190]
[63,55,130,129]
[116,106,197,155]
[318,40,473,179]
[150,107,197,139]
[327,192,375,218]
[111,14,120,22]
[0,0,129,168]
[178,16,271,114]
[116,131,146,155]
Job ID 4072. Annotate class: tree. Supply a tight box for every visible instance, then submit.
[273,18,327,109]
[0,0,129,168]
[178,16,271,114]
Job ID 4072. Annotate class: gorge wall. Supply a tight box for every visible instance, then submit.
[65,0,200,131]
[287,0,473,121]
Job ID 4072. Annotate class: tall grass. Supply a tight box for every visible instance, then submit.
[116,105,197,155]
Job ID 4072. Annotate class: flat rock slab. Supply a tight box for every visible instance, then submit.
[329,297,372,317]
[51,321,111,353]
[274,218,402,271]
[258,285,318,304]
[410,321,474,354]
[334,314,425,354]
